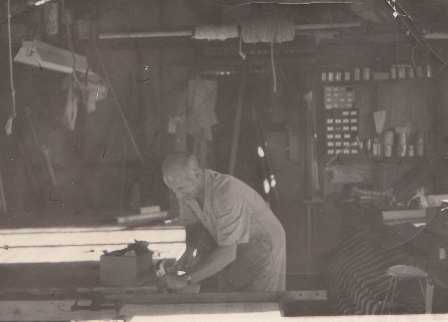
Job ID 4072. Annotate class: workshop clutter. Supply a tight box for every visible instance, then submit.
[100,240,154,287]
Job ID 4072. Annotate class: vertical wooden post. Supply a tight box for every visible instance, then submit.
[228,70,247,176]
[0,162,7,217]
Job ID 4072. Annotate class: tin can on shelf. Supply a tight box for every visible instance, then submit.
[408,67,415,78]
[408,145,415,157]
[354,68,361,81]
[335,72,342,81]
[328,72,334,82]
[321,72,327,82]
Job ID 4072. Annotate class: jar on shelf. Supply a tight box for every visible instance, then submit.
[416,132,425,156]
[372,138,381,156]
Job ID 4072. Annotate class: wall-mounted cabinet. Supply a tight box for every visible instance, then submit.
[316,76,436,197]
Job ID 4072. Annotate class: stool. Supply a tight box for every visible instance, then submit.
[380,265,433,314]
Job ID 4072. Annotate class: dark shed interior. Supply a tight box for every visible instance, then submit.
[1,0,448,319]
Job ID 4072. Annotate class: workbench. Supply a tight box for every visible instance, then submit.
[0,283,326,320]
[0,223,327,320]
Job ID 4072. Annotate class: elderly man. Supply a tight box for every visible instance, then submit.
[162,152,286,292]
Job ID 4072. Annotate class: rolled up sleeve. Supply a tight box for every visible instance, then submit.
[214,196,250,247]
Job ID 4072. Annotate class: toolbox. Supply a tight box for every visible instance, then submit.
[100,241,154,287]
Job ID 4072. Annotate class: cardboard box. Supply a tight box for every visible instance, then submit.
[100,253,153,287]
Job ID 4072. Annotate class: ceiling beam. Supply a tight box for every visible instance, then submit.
[98,21,362,40]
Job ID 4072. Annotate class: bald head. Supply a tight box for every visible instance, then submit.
[162,152,200,175]
[162,152,205,200]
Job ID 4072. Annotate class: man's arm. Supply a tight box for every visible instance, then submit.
[185,223,203,250]
[188,244,237,283]
[176,223,203,270]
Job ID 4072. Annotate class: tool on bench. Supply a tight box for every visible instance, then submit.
[102,240,153,257]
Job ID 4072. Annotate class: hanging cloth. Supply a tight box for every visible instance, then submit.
[62,83,79,130]
[241,14,295,44]
[187,79,218,167]
[186,79,218,141]
[80,80,108,114]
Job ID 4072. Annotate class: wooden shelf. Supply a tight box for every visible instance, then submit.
[325,154,426,165]
[320,77,432,86]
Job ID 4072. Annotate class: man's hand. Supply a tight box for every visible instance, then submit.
[164,274,189,291]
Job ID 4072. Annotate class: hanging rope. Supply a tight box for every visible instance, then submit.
[238,32,246,60]
[270,39,277,93]
[5,0,17,136]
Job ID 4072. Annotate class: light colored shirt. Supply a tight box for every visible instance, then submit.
[178,169,286,291]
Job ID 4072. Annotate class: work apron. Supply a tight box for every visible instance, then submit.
[197,208,286,292]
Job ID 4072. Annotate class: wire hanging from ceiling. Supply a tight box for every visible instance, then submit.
[385,0,448,75]
[5,0,17,136]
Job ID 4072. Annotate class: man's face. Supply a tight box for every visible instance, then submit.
[163,169,199,200]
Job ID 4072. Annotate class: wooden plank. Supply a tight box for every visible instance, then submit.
[0,291,327,320]
[116,211,168,224]
[0,300,119,321]
[104,291,326,304]
[120,302,281,316]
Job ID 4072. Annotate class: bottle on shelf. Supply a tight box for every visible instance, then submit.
[416,132,425,156]
[372,138,381,157]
